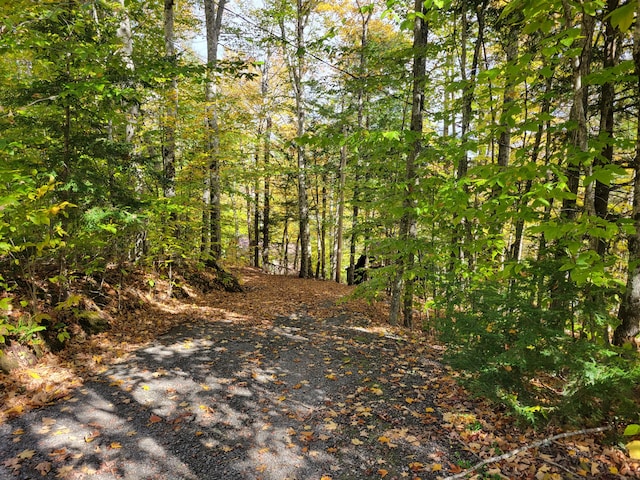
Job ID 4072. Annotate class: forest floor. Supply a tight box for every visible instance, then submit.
[0,267,638,479]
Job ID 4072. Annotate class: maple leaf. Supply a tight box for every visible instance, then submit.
[17,449,36,459]
[110,442,122,449]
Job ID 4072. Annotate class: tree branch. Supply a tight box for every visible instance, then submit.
[443,426,612,480]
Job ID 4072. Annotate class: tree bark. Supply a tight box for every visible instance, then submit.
[203,0,227,260]
[389,0,428,328]
[348,0,372,285]
[613,0,640,346]
[162,0,177,201]
[335,124,347,283]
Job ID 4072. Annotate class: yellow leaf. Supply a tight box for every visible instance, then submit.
[378,468,389,477]
[325,373,337,380]
[378,436,390,444]
[141,385,149,390]
[351,438,364,445]
[431,463,442,472]
[17,449,36,459]
[324,421,338,431]
[370,387,383,395]
[28,370,41,379]
[626,440,640,459]
[424,407,434,413]
[320,476,333,480]
[110,442,122,449]
[608,466,619,474]
[4,405,24,415]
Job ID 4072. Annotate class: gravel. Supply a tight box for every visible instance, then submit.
[0,311,454,480]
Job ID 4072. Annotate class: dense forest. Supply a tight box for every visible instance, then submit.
[1,0,640,425]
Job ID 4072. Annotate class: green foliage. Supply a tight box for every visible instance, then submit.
[438,269,640,425]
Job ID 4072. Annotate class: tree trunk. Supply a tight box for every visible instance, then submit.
[162,0,177,202]
[389,0,428,328]
[613,0,640,346]
[262,115,272,271]
[347,0,373,285]
[335,125,347,283]
[203,0,227,260]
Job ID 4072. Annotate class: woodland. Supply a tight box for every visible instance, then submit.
[2,0,640,447]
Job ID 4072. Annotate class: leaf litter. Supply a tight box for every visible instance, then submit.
[0,267,638,479]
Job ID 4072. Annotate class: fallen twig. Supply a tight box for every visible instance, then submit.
[443,425,612,480]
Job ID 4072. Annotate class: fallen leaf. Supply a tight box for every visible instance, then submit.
[3,457,21,472]
[110,442,122,449]
[626,440,640,460]
[17,449,36,459]
[378,468,389,477]
[351,438,364,445]
[35,461,52,476]
[149,414,162,423]
[56,465,73,478]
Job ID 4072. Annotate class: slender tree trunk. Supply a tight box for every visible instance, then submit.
[261,50,272,271]
[348,0,373,284]
[592,0,619,257]
[335,124,347,283]
[560,1,593,222]
[451,0,485,275]
[162,0,177,201]
[279,0,314,277]
[496,30,517,169]
[389,0,428,328]
[262,116,272,271]
[509,76,552,261]
[613,0,640,346]
[550,2,594,316]
[203,0,227,260]
[253,168,260,268]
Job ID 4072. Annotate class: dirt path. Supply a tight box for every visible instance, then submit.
[0,269,636,479]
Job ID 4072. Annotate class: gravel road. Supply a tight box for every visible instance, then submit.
[0,310,456,480]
